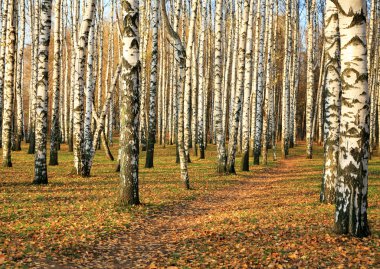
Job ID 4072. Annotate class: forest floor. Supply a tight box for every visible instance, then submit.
[0,141,379,268]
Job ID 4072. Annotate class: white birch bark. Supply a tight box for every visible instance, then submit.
[118,0,141,206]
[49,0,62,166]
[183,0,198,163]
[320,0,341,204]
[241,0,255,171]
[334,0,370,237]
[227,0,250,173]
[82,19,96,176]
[306,0,315,159]
[214,0,227,173]
[15,0,26,151]
[0,0,9,149]
[72,0,97,175]
[197,0,207,159]
[2,0,15,167]
[160,0,189,188]
[262,0,274,165]
[34,0,53,184]
[145,0,158,168]
[253,0,267,165]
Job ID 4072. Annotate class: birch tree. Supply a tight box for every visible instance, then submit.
[145,0,158,168]
[197,0,207,159]
[118,0,141,206]
[253,0,267,165]
[241,0,255,171]
[320,0,340,204]
[160,0,189,188]
[333,0,370,237]
[183,0,198,163]
[0,0,9,149]
[214,0,227,174]
[72,0,96,176]
[15,0,26,151]
[49,0,62,166]
[306,0,316,159]
[262,0,274,165]
[34,0,53,184]
[2,0,15,167]
[281,0,292,158]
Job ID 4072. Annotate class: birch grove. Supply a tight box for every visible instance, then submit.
[0,0,378,239]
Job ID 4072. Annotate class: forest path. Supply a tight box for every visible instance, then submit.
[33,149,378,268]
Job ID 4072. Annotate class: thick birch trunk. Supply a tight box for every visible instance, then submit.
[334,0,370,237]
[117,0,141,206]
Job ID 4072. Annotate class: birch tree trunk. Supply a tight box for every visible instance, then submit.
[139,1,147,152]
[320,0,341,204]
[262,0,274,165]
[0,0,9,149]
[73,0,96,175]
[197,0,207,160]
[214,0,227,173]
[241,0,255,171]
[49,0,62,166]
[34,0,53,184]
[160,0,189,188]
[183,0,198,163]
[291,0,300,148]
[81,19,96,176]
[145,0,158,168]
[2,0,15,167]
[191,43,198,157]
[281,0,292,158]
[253,0,267,165]
[250,0,261,150]
[227,0,250,173]
[15,0,26,151]
[306,0,315,159]
[118,0,141,206]
[334,0,370,237]
[28,1,40,154]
